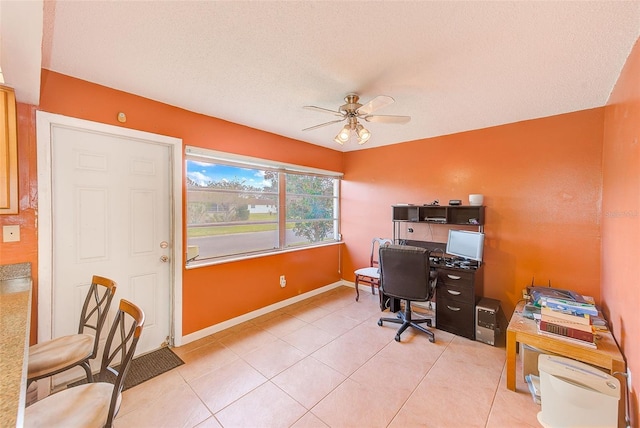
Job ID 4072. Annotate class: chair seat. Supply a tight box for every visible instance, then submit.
[354,267,379,279]
[28,334,94,379]
[25,382,120,427]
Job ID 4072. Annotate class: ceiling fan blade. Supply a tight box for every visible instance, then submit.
[357,95,395,115]
[302,118,345,131]
[303,105,344,117]
[364,115,411,124]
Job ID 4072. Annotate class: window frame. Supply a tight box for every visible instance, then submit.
[185,146,342,268]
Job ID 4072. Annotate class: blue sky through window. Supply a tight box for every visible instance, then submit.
[186,160,270,189]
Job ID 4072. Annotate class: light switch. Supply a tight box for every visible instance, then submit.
[3,225,20,242]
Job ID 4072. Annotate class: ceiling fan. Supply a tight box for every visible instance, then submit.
[303,94,411,145]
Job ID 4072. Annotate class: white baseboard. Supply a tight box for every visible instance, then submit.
[181,280,349,345]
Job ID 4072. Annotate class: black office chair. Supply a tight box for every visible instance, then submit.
[377,245,436,343]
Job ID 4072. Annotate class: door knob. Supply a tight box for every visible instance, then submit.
[160,255,169,263]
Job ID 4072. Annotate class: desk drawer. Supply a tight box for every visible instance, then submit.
[437,281,474,304]
[436,300,475,339]
[438,269,475,287]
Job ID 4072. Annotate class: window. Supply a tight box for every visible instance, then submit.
[185,147,341,265]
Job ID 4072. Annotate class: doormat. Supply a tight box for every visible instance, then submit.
[68,346,184,391]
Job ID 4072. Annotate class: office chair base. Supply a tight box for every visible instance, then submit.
[378,303,435,343]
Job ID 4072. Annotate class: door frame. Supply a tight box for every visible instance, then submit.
[36,111,184,350]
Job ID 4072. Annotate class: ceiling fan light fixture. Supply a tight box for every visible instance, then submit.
[356,123,371,144]
[304,93,410,147]
[334,125,351,144]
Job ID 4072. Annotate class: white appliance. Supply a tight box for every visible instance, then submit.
[537,354,620,428]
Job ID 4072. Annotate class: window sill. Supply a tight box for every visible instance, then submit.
[185,240,344,269]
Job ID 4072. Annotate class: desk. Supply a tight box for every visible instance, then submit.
[506,301,625,391]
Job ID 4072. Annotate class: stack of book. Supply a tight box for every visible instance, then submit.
[537,297,598,348]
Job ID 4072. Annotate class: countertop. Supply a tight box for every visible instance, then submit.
[0,266,32,428]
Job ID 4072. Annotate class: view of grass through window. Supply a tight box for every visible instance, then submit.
[186,154,340,263]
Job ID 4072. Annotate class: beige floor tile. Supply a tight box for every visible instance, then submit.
[393,373,496,427]
[349,317,403,348]
[176,340,239,382]
[118,369,186,417]
[272,356,346,409]
[215,382,307,428]
[210,320,257,341]
[171,334,219,359]
[119,286,543,428]
[195,416,224,428]
[311,293,353,313]
[115,380,212,428]
[242,338,306,378]
[426,346,504,390]
[311,378,399,428]
[333,300,380,323]
[255,313,309,337]
[281,323,339,354]
[350,347,431,409]
[374,336,444,374]
[190,359,267,414]
[487,387,542,428]
[486,361,542,427]
[290,411,329,428]
[311,312,362,337]
[218,326,278,356]
[311,331,384,376]
[286,303,331,323]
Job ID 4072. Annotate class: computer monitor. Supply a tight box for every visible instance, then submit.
[446,229,484,262]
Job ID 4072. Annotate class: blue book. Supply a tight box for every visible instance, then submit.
[540,297,598,316]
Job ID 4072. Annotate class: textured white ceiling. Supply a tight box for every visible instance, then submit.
[11,1,640,151]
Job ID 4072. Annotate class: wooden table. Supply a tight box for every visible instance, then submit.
[506,301,627,427]
[506,301,625,391]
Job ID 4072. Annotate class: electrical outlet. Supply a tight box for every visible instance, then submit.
[279,275,286,288]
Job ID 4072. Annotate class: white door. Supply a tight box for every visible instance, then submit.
[36,112,183,390]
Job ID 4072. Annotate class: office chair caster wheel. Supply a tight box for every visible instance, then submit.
[429,336,435,343]
[377,319,383,326]
[395,335,401,342]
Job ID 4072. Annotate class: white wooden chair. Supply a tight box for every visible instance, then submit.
[354,237,392,301]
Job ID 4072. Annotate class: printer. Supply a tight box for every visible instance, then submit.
[537,354,620,428]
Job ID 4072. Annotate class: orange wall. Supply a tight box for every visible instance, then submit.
[602,36,639,424]
[34,70,344,336]
[0,103,39,344]
[5,65,633,380]
[343,109,605,317]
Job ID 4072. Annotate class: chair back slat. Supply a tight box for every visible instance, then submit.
[98,298,145,427]
[77,275,117,358]
[370,238,392,267]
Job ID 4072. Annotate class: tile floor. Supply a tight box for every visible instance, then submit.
[114,286,541,427]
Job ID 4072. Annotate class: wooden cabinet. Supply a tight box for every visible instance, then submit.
[435,265,484,340]
[0,85,18,215]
